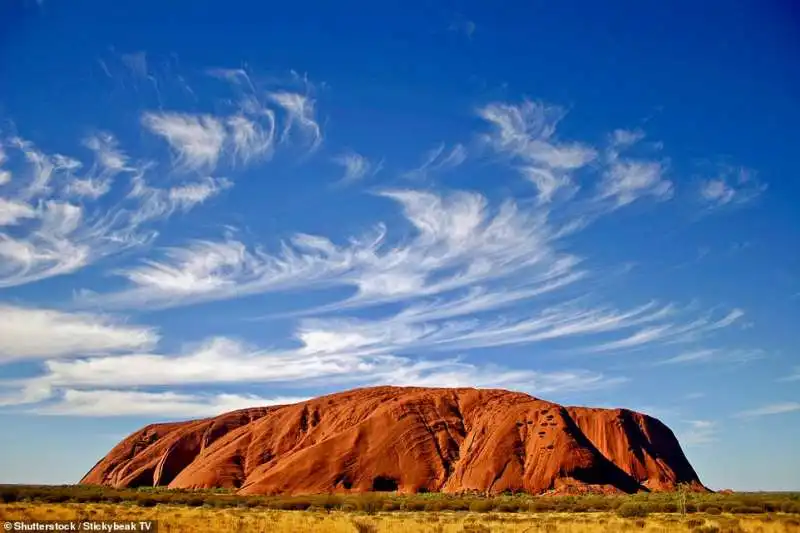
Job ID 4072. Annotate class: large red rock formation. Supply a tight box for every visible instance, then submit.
[81,387,704,495]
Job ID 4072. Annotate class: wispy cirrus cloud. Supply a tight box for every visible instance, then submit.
[679,419,718,446]
[699,166,766,209]
[404,143,467,180]
[0,60,765,422]
[586,308,745,354]
[0,304,157,361]
[735,402,800,418]
[0,198,36,225]
[0,143,11,184]
[126,173,232,226]
[598,160,672,207]
[333,150,381,184]
[0,134,230,288]
[597,129,673,208]
[33,389,306,418]
[79,188,580,309]
[778,367,800,382]
[66,132,130,199]
[656,346,764,366]
[0,66,326,289]
[1,330,625,416]
[142,112,227,173]
[145,67,322,172]
[478,100,596,202]
[75,182,745,378]
[268,91,322,151]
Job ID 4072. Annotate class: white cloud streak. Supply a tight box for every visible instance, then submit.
[736,402,800,418]
[656,346,764,366]
[598,160,673,207]
[0,304,157,361]
[478,100,596,201]
[81,188,582,309]
[778,367,800,382]
[0,73,765,419]
[700,166,766,208]
[679,420,717,446]
[142,112,227,173]
[0,198,36,226]
[586,308,745,354]
[34,389,305,418]
[596,131,673,208]
[0,66,312,289]
[0,135,226,288]
[2,331,625,416]
[268,92,322,151]
[333,151,380,184]
[405,143,467,180]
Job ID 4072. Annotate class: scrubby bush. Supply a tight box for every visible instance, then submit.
[0,489,19,503]
[338,501,357,512]
[659,501,679,513]
[136,497,158,507]
[495,501,520,513]
[730,505,762,514]
[469,499,495,513]
[616,502,649,518]
[401,500,426,512]
[704,506,722,515]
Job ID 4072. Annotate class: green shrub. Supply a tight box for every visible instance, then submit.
[495,502,520,513]
[381,501,400,511]
[0,489,19,503]
[659,501,679,513]
[616,502,649,518]
[277,499,312,510]
[401,500,426,512]
[730,505,762,514]
[469,500,495,513]
[319,495,343,510]
[704,506,722,515]
[445,498,470,511]
[524,501,550,513]
[136,497,158,507]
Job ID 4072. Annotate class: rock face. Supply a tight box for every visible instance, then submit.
[81,387,704,495]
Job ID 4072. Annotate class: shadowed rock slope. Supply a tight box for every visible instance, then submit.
[81,387,704,495]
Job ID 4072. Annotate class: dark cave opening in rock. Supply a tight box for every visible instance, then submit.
[371,476,399,492]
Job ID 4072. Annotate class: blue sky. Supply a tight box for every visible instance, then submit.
[0,0,798,491]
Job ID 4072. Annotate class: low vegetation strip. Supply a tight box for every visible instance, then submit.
[1,485,799,515]
[2,503,800,533]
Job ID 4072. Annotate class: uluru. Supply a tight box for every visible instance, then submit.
[81,386,705,495]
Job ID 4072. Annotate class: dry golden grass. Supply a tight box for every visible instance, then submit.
[2,503,799,533]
